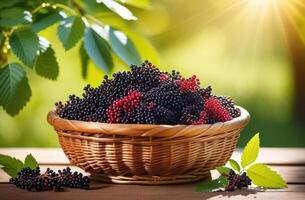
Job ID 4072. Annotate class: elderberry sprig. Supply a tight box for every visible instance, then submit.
[196,133,287,192]
[0,154,90,192]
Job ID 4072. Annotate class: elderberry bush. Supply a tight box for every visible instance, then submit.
[55,61,241,125]
[10,167,89,192]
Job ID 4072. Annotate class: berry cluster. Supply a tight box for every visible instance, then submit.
[106,90,143,123]
[224,170,252,192]
[175,75,200,91]
[10,167,89,192]
[204,97,233,123]
[55,61,241,125]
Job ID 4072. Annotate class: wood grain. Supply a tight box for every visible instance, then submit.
[0,164,303,184]
[1,148,304,165]
[0,148,304,200]
[0,183,304,200]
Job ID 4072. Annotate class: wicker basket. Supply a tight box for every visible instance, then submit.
[47,106,250,185]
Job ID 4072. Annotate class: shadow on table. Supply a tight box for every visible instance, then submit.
[88,180,113,190]
[205,188,258,199]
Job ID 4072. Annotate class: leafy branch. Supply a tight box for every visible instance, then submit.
[197,133,287,192]
[0,0,151,116]
[0,153,38,178]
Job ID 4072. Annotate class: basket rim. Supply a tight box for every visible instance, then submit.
[47,106,250,137]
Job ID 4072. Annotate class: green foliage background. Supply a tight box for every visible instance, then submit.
[1,0,305,147]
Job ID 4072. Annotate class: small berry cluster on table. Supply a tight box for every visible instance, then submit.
[55,61,241,125]
[10,167,89,192]
[224,170,252,191]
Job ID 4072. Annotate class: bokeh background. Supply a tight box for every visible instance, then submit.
[1,0,305,147]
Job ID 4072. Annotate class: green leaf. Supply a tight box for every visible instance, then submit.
[216,166,231,175]
[9,29,39,67]
[196,176,229,192]
[97,0,137,20]
[247,163,287,188]
[0,0,19,9]
[57,16,85,50]
[31,11,64,33]
[35,37,59,80]
[79,42,89,79]
[0,7,32,27]
[0,154,24,178]
[81,0,110,15]
[241,133,260,168]
[122,29,160,65]
[229,159,241,172]
[24,154,38,169]
[117,0,151,9]
[108,27,141,65]
[2,75,31,116]
[0,63,25,106]
[84,27,113,72]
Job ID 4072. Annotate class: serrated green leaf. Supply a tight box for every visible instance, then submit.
[24,154,38,169]
[35,37,59,80]
[1,167,18,178]
[229,159,241,172]
[57,16,85,50]
[0,7,32,27]
[9,29,39,67]
[84,27,113,72]
[0,63,25,106]
[196,176,228,192]
[241,133,260,168]
[95,11,128,30]
[97,0,137,20]
[2,75,31,116]
[0,0,19,9]
[0,154,24,178]
[247,163,287,188]
[108,27,141,65]
[216,166,231,175]
[117,0,151,9]
[79,42,89,79]
[31,11,64,33]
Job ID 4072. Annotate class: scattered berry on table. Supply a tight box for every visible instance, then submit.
[55,60,241,124]
[225,170,252,192]
[10,167,90,192]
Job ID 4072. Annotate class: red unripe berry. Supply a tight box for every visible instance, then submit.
[106,90,143,123]
[175,75,200,91]
[191,111,207,125]
[204,97,233,122]
[159,73,169,81]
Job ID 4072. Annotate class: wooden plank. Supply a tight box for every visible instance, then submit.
[0,164,304,184]
[271,166,305,184]
[1,148,305,165]
[232,148,305,166]
[1,148,304,199]
[0,183,304,200]
[0,148,69,165]
[0,148,305,184]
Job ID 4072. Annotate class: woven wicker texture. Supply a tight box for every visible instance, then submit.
[47,106,250,184]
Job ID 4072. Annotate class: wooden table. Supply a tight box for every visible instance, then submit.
[0,148,304,200]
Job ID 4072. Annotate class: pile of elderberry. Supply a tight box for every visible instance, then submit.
[10,167,89,192]
[55,61,241,125]
[225,170,252,191]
